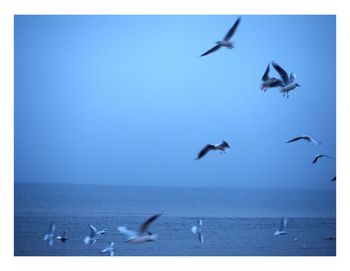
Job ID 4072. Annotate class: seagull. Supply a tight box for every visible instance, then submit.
[200,17,241,57]
[84,224,107,245]
[286,135,321,146]
[331,176,336,182]
[274,217,288,236]
[101,241,115,256]
[195,141,230,160]
[191,219,204,244]
[43,222,56,246]
[261,63,284,92]
[117,213,162,243]
[312,154,335,164]
[271,61,301,98]
[56,228,69,242]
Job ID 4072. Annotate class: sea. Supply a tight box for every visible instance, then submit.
[14,182,336,256]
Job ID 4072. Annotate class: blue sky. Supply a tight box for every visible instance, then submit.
[14,15,336,190]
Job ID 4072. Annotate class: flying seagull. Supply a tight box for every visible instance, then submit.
[195,141,230,160]
[43,222,56,246]
[261,63,284,92]
[84,224,107,245]
[200,17,241,57]
[286,135,321,146]
[271,61,301,98]
[117,213,162,243]
[312,154,335,164]
[274,217,288,236]
[191,219,204,244]
[101,241,115,256]
[56,228,69,242]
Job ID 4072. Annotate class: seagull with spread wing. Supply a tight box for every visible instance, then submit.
[286,135,321,146]
[274,217,288,236]
[195,141,230,160]
[117,213,162,243]
[200,17,241,57]
[312,154,335,164]
[261,63,284,92]
[191,219,204,244]
[43,222,57,246]
[100,241,115,256]
[271,61,301,98]
[84,224,107,245]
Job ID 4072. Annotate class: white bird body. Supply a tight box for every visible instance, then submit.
[281,82,300,93]
[216,40,234,48]
[117,213,162,243]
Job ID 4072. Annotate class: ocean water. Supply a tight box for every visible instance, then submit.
[14,182,336,256]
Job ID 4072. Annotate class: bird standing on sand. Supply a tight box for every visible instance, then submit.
[312,154,334,164]
[84,224,107,245]
[200,17,241,57]
[195,141,230,160]
[191,219,204,244]
[117,213,162,243]
[271,61,301,98]
[286,135,321,146]
[274,217,288,236]
[261,63,284,92]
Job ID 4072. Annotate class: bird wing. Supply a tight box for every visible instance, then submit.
[139,213,162,234]
[198,219,203,226]
[198,232,204,244]
[200,45,221,57]
[331,176,336,182]
[323,154,335,159]
[261,64,270,81]
[286,136,303,143]
[312,155,320,164]
[279,217,287,231]
[89,224,97,236]
[196,144,216,160]
[308,136,322,146]
[223,17,241,41]
[117,226,137,238]
[271,61,290,85]
[50,222,56,234]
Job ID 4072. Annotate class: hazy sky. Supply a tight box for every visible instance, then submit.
[14,15,336,190]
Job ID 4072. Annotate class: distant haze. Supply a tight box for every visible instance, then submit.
[14,15,336,190]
